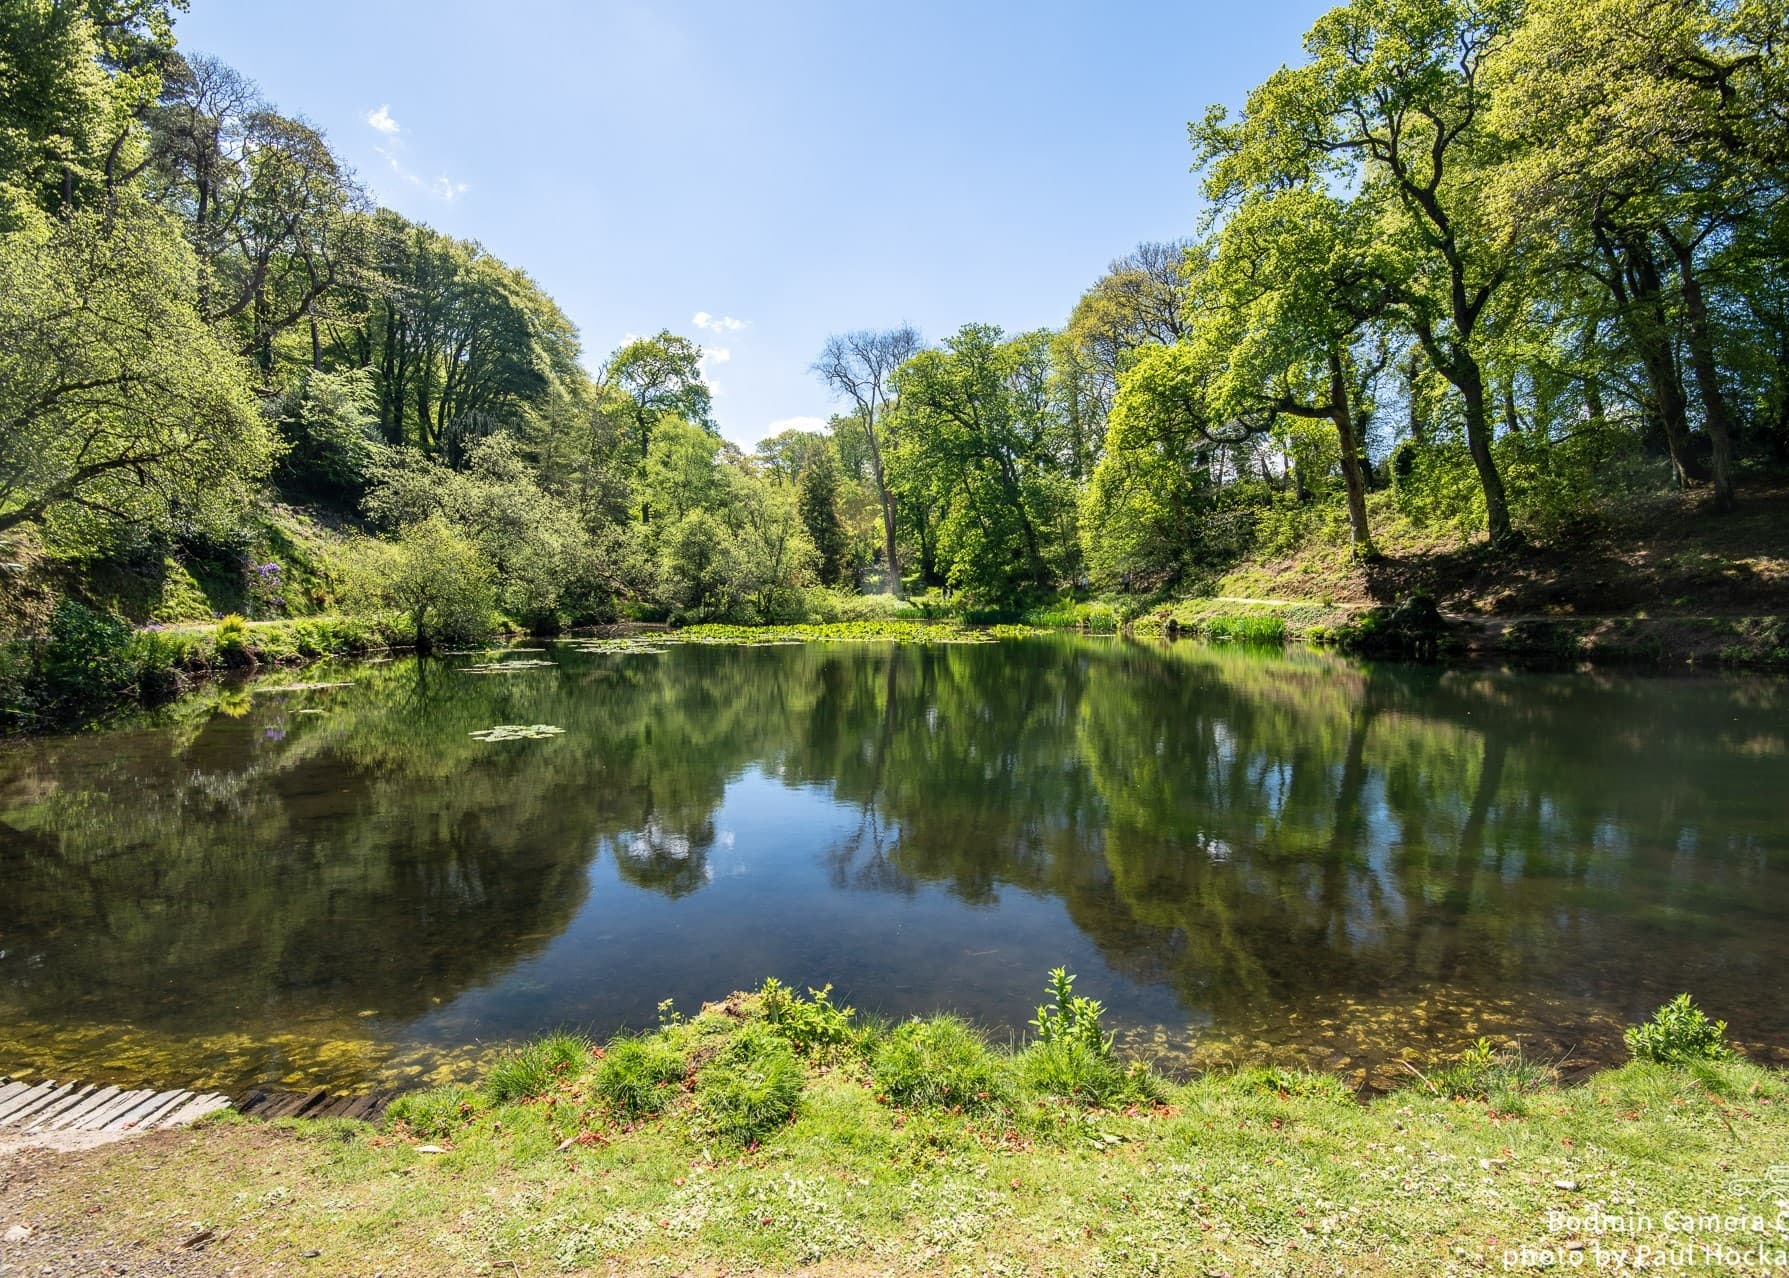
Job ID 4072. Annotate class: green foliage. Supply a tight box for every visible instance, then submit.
[270,368,382,501]
[1427,1039,1553,1106]
[1228,1066,1356,1103]
[213,613,251,665]
[759,979,860,1058]
[696,1024,804,1146]
[1030,968,1113,1057]
[591,1035,686,1117]
[483,1031,593,1104]
[1624,995,1732,1065]
[367,518,496,648]
[40,600,133,710]
[1016,1041,1163,1108]
[0,199,271,547]
[871,1016,1007,1112]
[385,1085,480,1140]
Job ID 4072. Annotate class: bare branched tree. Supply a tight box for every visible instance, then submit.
[812,326,919,594]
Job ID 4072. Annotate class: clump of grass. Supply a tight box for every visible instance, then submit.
[871,1015,1008,1112]
[1223,1065,1356,1103]
[385,1085,480,1139]
[1624,994,1732,1065]
[483,1030,593,1104]
[697,1024,804,1146]
[1425,1038,1554,1110]
[759,978,861,1058]
[1017,1040,1163,1108]
[591,1034,686,1116]
[1198,613,1287,643]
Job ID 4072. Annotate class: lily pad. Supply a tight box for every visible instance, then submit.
[469,724,566,742]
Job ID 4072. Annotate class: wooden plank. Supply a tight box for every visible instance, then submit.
[45,1085,119,1130]
[73,1088,154,1131]
[157,1094,232,1129]
[234,1087,274,1117]
[0,1082,31,1115]
[110,1089,186,1130]
[22,1085,98,1130]
[267,1088,327,1120]
[0,1082,51,1123]
[131,1091,195,1130]
[4,1082,78,1127]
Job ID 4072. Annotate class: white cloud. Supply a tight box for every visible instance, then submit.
[366,104,400,135]
[703,347,732,363]
[766,416,829,434]
[693,311,746,333]
[374,143,470,203]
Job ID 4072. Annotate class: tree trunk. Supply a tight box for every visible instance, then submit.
[1328,351,1373,554]
[1454,357,1514,545]
[1668,240,1738,511]
[1623,247,1701,487]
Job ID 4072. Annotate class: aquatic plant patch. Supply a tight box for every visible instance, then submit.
[469,724,566,742]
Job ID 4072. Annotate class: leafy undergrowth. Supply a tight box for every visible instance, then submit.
[8,988,1789,1276]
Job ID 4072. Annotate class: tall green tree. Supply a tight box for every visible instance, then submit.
[1198,0,1523,543]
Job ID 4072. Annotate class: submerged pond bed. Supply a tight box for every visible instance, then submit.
[1,635,1785,1094]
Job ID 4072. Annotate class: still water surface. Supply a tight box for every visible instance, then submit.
[2,636,1785,1093]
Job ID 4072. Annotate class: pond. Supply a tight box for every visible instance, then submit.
[2,635,1786,1095]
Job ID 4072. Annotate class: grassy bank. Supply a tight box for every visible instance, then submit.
[4,983,1785,1276]
[0,611,412,734]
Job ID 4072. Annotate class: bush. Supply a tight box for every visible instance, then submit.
[385,1085,480,1139]
[214,613,252,666]
[591,1035,686,1117]
[805,589,923,623]
[1017,1041,1163,1108]
[1031,967,1112,1057]
[696,1025,804,1146]
[759,979,860,1057]
[40,600,134,709]
[1197,613,1287,644]
[483,1031,593,1104]
[1427,1038,1553,1106]
[871,1016,1008,1112]
[1625,994,1732,1065]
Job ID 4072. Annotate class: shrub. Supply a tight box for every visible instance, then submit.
[1427,1038,1553,1104]
[1031,967,1112,1057]
[483,1031,593,1104]
[1625,994,1732,1065]
[697,1025,804,1146]
[591,1035,685,1117]
[41,601,134,709]
[871,1016,1007,1112]
[214,613,252,666]
[385,1085,480,1139]
[759,978,860,1057]
[1017,1040,1163,1108]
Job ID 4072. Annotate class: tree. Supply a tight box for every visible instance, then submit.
[0,200,270,541]
[797,445,849,587]
[370,516,495,649]
[603,330,714,456]
[1198,0,1523,543]
[1195,189,1388,553]
[1057,240,1195,479]
[893,325,1076,605]
[813,327,920,594]
[1488,0,1788,508]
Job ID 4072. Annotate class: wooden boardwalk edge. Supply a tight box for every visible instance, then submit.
[1,1078,391,1134]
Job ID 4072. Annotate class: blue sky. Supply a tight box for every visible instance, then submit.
[177,1,1329,447]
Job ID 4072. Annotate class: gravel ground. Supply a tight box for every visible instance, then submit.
[0,1136,231,1278]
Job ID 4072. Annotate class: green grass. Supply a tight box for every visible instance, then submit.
[18,986,1789,1276]
[483,1029,594,1103]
